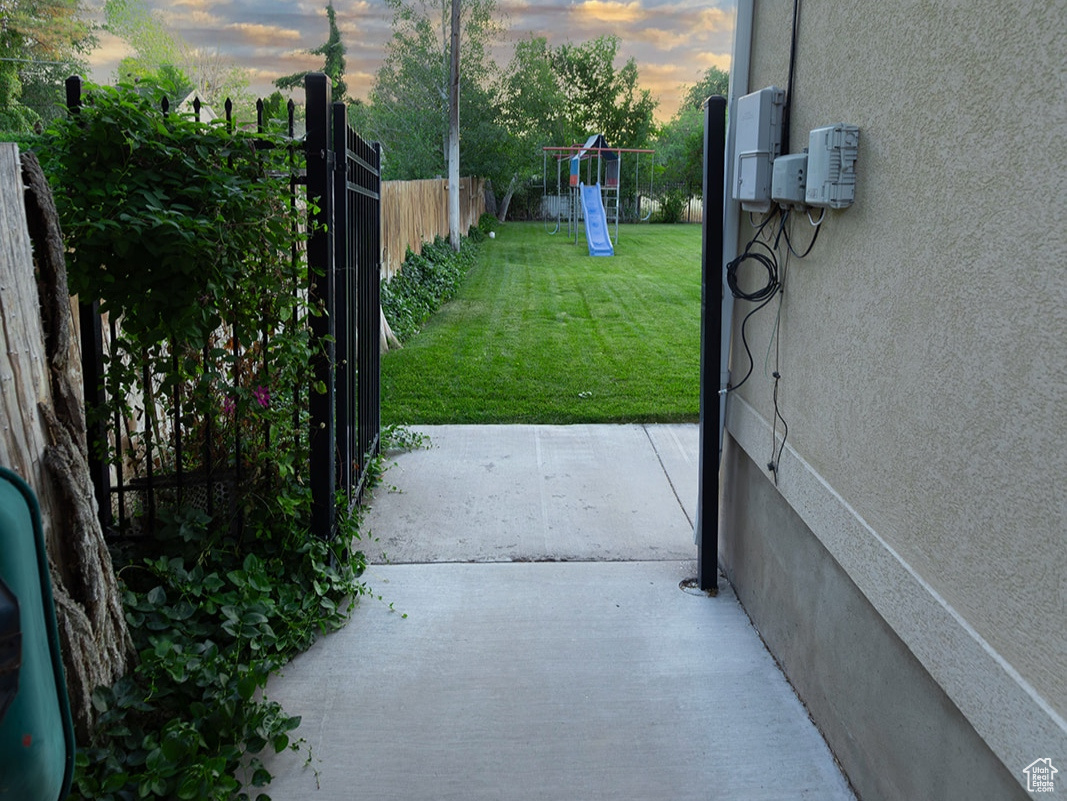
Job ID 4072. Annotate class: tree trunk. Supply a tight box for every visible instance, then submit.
[379,306,402,354]
[0,144,132,744]
[497,174,519,223]
[447,0,461,250]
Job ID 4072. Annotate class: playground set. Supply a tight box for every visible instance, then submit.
[542,135,655,257]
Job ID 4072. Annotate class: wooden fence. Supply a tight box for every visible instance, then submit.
[381,177,486,279]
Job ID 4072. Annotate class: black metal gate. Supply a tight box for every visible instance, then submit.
[305,73,382,539]
[70,73,380,543]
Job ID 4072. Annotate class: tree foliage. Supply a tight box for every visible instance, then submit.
[655,66,730,197]
[0,0,95,131]
[491,34,657,219]
[548,35,657,149]
[496,35,570,185]
[366,0,502,181]
[681,66,730,111]
[274,1,347,102]
[104,0,252,114]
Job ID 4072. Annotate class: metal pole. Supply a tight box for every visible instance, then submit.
[697,95,727,591]
[305,73,336,539]
[332,102,353,501]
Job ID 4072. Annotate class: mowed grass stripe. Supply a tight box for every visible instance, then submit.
[382,222,703,424]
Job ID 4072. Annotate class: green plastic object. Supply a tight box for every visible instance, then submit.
[0,575,18,722]
[0,468,75,801]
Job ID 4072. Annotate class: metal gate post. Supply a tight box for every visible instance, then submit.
[305,73,337,539]
[64,75,112,535]
[357,141,382,489]
[697,95,727,591]
[332,102,354,501]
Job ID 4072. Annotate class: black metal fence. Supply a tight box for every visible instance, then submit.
[69,73,380,542]
[304,73,382,538]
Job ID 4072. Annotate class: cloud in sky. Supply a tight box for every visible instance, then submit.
[88,0,735,121]
[224,22,304,46]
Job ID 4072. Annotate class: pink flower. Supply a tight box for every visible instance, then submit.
[253,386,270,408]
[222,396,235,415]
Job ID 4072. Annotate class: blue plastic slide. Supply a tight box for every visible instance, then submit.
[579,183,614,257]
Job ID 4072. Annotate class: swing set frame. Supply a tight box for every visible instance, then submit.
[541,142,656,244]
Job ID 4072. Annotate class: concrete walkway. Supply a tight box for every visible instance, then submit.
[261,425,855,800]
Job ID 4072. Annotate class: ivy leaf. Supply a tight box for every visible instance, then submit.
[236,674,257,701]
[147,586,167,606]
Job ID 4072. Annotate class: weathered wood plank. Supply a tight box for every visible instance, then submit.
[0,143,51,491]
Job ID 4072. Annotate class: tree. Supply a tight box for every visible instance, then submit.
[105,0,252,115]
[366,0,502,181]
[493,36,571,221]
[655,66,731,200]
[184,46,252,111]
[682,66,730,111]
[274,1,347,102]
[491,34,658,221]
[550,35,657,150]
[0,0,95,132]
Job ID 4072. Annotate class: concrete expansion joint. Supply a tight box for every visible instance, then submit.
[641,423,693,530]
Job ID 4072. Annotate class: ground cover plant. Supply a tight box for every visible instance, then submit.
[380,233,482,342]
[381,221,702,424]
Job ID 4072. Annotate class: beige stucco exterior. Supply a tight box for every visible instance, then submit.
[721,0,1065,793]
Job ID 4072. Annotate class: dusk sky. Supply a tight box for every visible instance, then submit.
[88,0,736,122]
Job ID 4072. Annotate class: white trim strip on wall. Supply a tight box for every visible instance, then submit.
[726,396,1067,786]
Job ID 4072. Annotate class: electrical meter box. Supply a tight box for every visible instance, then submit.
[732,86,785,213]
[805,124,859,208]
[771,152,808,211]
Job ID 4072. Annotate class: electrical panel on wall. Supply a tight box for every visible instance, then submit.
[805,124,860,208]
[732,86,785,213]
[771,153,808,211]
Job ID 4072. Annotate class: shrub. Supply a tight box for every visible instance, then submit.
[653,187,688,224]
[380,235,478,341]
[468,213,498,243]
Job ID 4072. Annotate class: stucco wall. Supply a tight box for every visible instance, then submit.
[723,0,1066,787]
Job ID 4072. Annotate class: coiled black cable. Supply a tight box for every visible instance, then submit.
[725,211,783,392]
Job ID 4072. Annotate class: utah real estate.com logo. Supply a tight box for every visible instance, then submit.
[1023,758,1058,793]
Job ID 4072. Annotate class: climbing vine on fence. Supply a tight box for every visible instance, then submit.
[42,79,369,800]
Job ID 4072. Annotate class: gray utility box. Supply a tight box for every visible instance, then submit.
[732,86,785,214]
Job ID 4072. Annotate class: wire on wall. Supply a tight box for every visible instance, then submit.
[724,0,811,485]
[724,206,820,484]
[781,0,803,155]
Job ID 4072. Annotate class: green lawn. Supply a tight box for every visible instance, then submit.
[381,222,703,424]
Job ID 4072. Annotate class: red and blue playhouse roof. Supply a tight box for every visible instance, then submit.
[572,134,618,163]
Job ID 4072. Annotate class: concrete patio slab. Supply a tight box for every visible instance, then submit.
[360,424,700,564]
[262,560,855,801]
[260,425,855,800]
